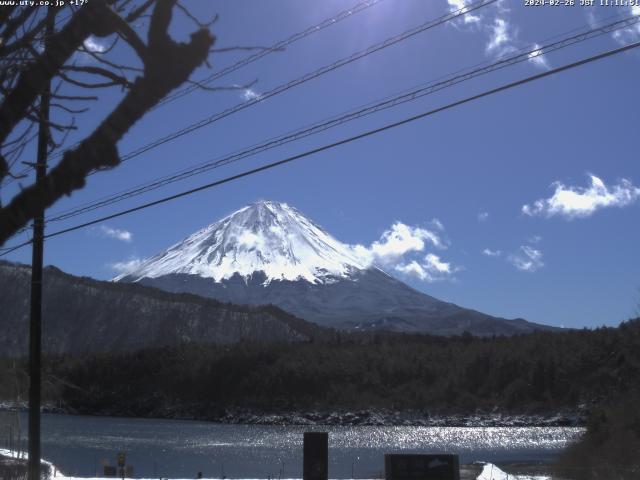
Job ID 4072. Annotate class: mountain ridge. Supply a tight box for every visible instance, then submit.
[117,200,558,336]
[0,260,327,356]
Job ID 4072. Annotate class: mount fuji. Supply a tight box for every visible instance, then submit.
[116,201,554,336]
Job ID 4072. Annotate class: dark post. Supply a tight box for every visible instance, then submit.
[27,10,53,480]
[303,432,328,480]
[384,454,460,480]
[118,452,126,480]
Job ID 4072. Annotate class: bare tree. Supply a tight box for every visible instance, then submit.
[0,0,215,246]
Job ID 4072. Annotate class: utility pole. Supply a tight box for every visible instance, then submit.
[28,10,53,480]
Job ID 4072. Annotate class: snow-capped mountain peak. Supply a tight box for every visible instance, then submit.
[115,200,369,284]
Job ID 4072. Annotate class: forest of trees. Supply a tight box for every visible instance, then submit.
[2,318,638,419]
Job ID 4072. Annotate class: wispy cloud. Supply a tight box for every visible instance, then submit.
[522,174,640,219]
[486,17,513,55]
[242,88,262,102]
[508,245,543,272]
[430,218,445,231]
[585,9,598,28]
[447,0,481,24]
[350,221,458,282]
[108,257,143,273]
[612,5,640,44]
[528,43,550,70]
[452,1,552,70]
[477,211,489,222]
[447,0,552,69]
[482,248,501,257]
[96,225,133,242]
[584,4,640,44]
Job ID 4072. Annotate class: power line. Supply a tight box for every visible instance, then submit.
[0,239,32,256]
[23,0,494,215]
[1,0,386,185]
[158,0,387,108]
[93,0,498,168]
[5,0,494,187]
[43,14,640,224]
[9,39,633,249]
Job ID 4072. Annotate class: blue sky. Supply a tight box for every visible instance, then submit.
[2,0,640,329]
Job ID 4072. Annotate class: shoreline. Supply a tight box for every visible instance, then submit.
[1,401,585,427]
[0,450,555,480]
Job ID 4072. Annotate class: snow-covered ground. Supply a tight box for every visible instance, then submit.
[1,449,550,480]
[1,448,58,479]
[476,462,550,480]
[55,465,552,480]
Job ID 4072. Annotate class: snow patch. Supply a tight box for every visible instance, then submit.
[114,201,369,285]
[476,462,550,480]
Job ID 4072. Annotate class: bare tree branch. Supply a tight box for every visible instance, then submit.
[50,103,90,115]
[0,0,215,245]
[125,0,156,22]
[0,1,115,148]
[61,65,133,88]
[51,93,99,101]
[176,2,218,29]
[58,70,129,89]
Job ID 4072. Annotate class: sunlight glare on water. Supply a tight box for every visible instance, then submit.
[33,414,583,478]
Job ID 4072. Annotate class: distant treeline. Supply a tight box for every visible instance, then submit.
[2,319,639,418]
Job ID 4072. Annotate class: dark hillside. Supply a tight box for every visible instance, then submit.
[0,261,328,356]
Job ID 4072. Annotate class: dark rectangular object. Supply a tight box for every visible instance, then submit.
[385,454,460,480]
[303,431,328,480]
[104,466,117,477]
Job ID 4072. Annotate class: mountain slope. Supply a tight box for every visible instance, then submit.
[115,200,368,285]
[0,261,325,356]
[118,201,556,336]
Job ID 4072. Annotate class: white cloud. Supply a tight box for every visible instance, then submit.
[369,222,444,261]
[242,88,262,102]
[395,253,456,282]
[83,36,109,54]
[528,235,542,244]
[97,225,133,242]
[612,5,640,44]
[478,211,489,222]
[350,221,458,282]
[449,1,552,69]
[486,17,514,55]
[425,253,452,274]
[528,43,550,70]
[522,174,640,219]
[585,9,598,29]
[482,248,501,257]
[447,0,481,24]
[75,36,110,65]
[508,245,543,272]
[108,257,143,273]
[395,260,428,279]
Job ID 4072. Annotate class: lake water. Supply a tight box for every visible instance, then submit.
[21,413,583,478]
